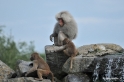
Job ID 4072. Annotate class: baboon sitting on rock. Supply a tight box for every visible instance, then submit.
[25,52,54,82]
[50,11,78,46]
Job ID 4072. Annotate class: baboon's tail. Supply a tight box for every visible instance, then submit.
[50,71,54,82]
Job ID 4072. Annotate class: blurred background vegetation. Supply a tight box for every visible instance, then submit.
[0,26,45,70]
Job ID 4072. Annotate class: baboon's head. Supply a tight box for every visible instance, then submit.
[63,38,70,45]
[30,52,39,61]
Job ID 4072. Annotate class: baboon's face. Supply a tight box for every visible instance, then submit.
[58,18,64,26]
[30,53,39,61]
[30,54,35,61]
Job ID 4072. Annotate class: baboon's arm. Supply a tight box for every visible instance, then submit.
[25,60,38,76]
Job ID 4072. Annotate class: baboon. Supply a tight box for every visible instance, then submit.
[50,11,78,46]
[63,38,78,69]
[25,52,54,82]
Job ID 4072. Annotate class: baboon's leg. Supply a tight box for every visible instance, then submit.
[70,56,74,69]
[76,50,79,56]
[73,49,79,56]
[63,49,70,56]
[58,31,67,46]
[25,60,38,76]
[36,69,49,81]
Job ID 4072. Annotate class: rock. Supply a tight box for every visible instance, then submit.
[62,53,124,79]
[0,60,15,80]
[45,45,69,79]
[62,55,95,73]
[63,73,90,82]
[16,60,33,76]
[78,43,123,56]
[45,44,124,81]
[45,45,66,53]
[2,77,51,82]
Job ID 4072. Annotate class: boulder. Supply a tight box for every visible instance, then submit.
[16,60,33,76]
[2,77,51,82]
[45,45,69,79]
[62,54,95,73]
[62,53,124,79]
[63,73,90,82]
[0,60,15,80]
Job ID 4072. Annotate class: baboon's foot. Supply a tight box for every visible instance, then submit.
[69,67,72,70]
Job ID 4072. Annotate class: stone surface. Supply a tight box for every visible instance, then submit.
[0,60,15,80]
[45,45,66,53]
[2,77,51,82]
[45,44,124,81]
[63,73,90,82]
[63,53,124,78]
[16,60,33,76]
[45,45,69,79]
[62,54,95,73]
[78,43,124,56]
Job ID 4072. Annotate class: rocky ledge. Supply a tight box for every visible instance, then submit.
[45,43,124,82]
[0,43,124,82]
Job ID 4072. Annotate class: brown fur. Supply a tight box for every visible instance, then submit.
[63,38,78,69]
[25,52,54,82]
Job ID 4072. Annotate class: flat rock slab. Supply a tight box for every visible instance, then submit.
[2,77,51,82]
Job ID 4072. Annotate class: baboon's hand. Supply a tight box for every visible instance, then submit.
[50,34,53,42]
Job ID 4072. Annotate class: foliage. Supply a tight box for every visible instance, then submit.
[0,26,45,70]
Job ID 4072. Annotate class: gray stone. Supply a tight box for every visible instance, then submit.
[62,55,95,73]
[45,45,69,79]
[16,60,33,76]
[63,73,90,82]
[45,45,66,53]
[63,53,124,78]
[78,43,124,56]
[2,77,51,82]
[0,60,15,80]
